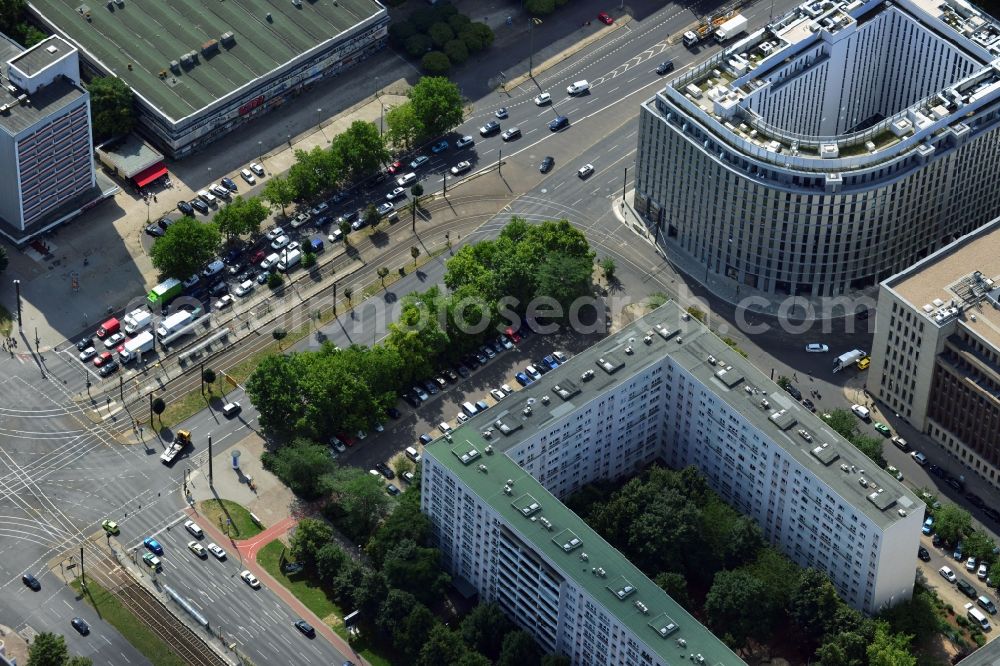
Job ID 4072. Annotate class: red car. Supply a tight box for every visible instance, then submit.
[505,326,522,344]
[93,351,113,367]
[251,250,267,265]
[336,433,357,447]
[386,160,403,175]
[597,11,613,24]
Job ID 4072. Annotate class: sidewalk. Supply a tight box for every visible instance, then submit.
[3,83,410,352]
[183,432,367,664]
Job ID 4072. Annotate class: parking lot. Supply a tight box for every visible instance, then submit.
[336,323,606,476]
[919,532,999,639]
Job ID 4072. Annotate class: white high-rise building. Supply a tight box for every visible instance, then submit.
[634,0,1000,301]
[0,35,97,238]
[421,303,921,664]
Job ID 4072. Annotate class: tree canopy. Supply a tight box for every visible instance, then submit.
[213,196,269,240]
[329,120,390,182]
[933,503,971,544]
[149,217,220,280]
[86,76,135,140]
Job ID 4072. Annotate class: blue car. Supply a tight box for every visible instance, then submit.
[515,372,531,387]
[431,140,449,154]
[143,537,163,555]
[922,517,933,535]
[543,355,560,370]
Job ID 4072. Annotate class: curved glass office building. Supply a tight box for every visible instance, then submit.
[635,0,1000,298]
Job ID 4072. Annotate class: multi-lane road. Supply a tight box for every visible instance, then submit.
[2,0,866,662]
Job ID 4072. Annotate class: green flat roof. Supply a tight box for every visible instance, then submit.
[29,0,385,120]
[430,432,744,666]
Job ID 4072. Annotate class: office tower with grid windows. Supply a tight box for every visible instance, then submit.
[420,303,922,665]
[0,35,98,238]
[870,216,1000,493]
[634,0,1000,302]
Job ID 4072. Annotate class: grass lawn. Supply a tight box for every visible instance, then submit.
[196,498,263,539]
[256,540,392,666]
[70,578,188,666]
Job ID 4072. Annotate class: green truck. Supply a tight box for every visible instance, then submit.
[147,278,182,307]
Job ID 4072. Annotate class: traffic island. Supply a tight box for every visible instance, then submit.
[196,498,264,540]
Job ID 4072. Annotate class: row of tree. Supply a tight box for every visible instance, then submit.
[286,481,568,666]
[246,218,596,444]
[258,76,463,215]
[568,465,938,664]
[149,195,270,280]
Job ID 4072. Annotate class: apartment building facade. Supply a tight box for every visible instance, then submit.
[871,217,1000,492]
[0,35,96,233]
[421,303,922,663]
[634,0,1000,301]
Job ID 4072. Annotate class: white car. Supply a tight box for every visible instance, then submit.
[260,253,281,270]
[286,240,300,253]
[501,383,513,395]
[207,543,227,560]
[490,388,507,401]
[376,202,395,217]
[183,274,200,289]
[438,422,452,434]
[979,563,989,580]
[525,365,542,380]
[184,520,204,538]
[265,226,284,240]
[940,566,957,583]
[240,168,256,185]
[103,332,126,349]
[249,162,265,177]
[270,235,290,250]
[79,346,98,362]
[214,295,234,310]
[534,92,551,105]
[577,163,594,178]
[450,161,471,175]
[457,413,469,424]
[240,570,261,589]
[850,404,870,420]
[396,172,417,187]
[233,280,254,297]
[202,259,225,277]
[455,135,474,149]
[386,187,406,201]
[188,541,207,558]
[805,343,829,353]
[967,557,978,572]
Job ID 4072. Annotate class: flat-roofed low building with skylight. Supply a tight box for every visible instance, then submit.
[28,0,389,157]
[420,303,922,663]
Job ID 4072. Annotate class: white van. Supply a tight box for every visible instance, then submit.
[405,446,422,463]
[968,605,991,631]
[461,401,479,417]
[850,404,870,420]
[197,189,217,206]
[277,249,301,272]
[567,80,590,95]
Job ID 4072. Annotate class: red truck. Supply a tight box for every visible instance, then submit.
[96,317,120,339]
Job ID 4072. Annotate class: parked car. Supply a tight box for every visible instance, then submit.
[177,200,194,215]
[873,422,891,436]
[918,546,930,562]
[597,10,613,23]
[940,566,957,583]
[376,202,395,217]
[145,223,165,237]
[515,372,531,386]
[249,162,265,177]
[240,168,256,184]
[805,343,829,352]
[221,176,237,191]
[431,140,449,154]
[233,280,254,297]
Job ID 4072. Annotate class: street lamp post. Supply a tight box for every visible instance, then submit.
[374,77,385,136]
[258,140,263,164]
[13,279,21,330]
[317,108,324,138]
[529,19,543,78]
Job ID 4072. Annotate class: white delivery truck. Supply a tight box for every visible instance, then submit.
[277,248,302,272]
[833,349,867,372]
[123,308,153,335]
[714,14,748,42]
[120,331,154,363]
[566,80,590,95]
[156,311,194,339]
